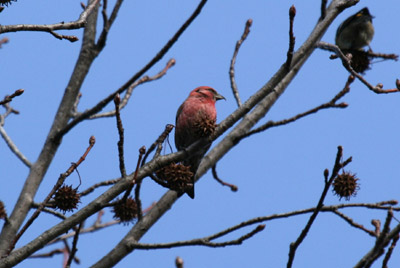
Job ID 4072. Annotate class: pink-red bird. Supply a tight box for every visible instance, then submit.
[175,86,225,198]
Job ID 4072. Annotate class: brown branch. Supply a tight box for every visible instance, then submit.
[79,179,119,197]
[367,51,398,61]
[49,31,79,42]
[0,37,9,48]
[121,146,146,202]
[66,222,83,268]
[89,59,176,119]
[317,41,400,94]
[382,233,399,268]
[0,0,100,41]
[31,203,67,220]
[211,164,238,192]
[48,220,119,246]
[29,248,79,265]
[136,124,174,219]
[332,209,376,237]
[127,224,265,250]
[175,256,184,268]
[57,0,208,138]
[355,209,397,268]
[287,146,350,268]
[229,19,252,107]
[0,125,32,167]
[142,124,175,167]
[114,94,126,178]
[0,89,24,105]
[241,75,354,139]
[285,5,296,71]
[95,0,123,50]
[7,136,96,254]
[320,0,328,21]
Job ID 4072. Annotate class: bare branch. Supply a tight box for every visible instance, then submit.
[89,59,176,119]
[0,125,32,167]
[332,209,376,237]
[0,89,24,105]
[79,179,119,197]
[48,220,119,246]
[240,75,353,139]
[57,0,208,138]
[320,0,328,21]
[382,233,399,268]
[229,19,252,107]
[317,41,400,94]
[354,210,400,268]
[8,136,96,254]
[127,224,265,250]
[66,222,83,268]
[285,5,296,70]
[287,146,350,268]
[0,0,100,42]
[0,37,9,48]
[114,94,126,178]
[211,164,238,192]
[31,203,67,220]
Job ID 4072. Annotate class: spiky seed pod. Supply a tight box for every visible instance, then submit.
[193,116,216,137]
[112,197,138,224]
[346,50,371,74]
[0,0,16,7]
[53,184,80,213]
[156,163,194,193]
[0,201,6,219]
[333,171,360,200]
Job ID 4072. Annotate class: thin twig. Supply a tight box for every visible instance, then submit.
[49,31,79,42]
[57,0,208,138]
[320,0,328,21]
[368,51,398,61]
[8,136,96,254]
[0,89,24,105]
[127,224,265,250]
[114,94,126,178]
[240,75,354,139]
[332,209,376,237]
[175,256,184,268]
[95,0,123,49]
[0,37,9,48]
[0,0,100,42]
[287,146,350,268]
[229,19,252,107]
[285,5,296,71]
[0,125,32,167]
[317,41,400,94]
[48,220,119,246]
[66,222,83,268]
[31,203,67,220]
[29,248,80,264]
[79,179,119,197]
[382,233,399,268]
[211,164,238,192]
[355,209,395,268]
[122,146,146,202]
[136,124,174,219]
[141,124,175,167]
[90,59,176,118]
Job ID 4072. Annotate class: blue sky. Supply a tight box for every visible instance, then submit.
[1,0,400,267]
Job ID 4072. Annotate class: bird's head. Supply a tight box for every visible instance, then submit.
[189,86,225,102]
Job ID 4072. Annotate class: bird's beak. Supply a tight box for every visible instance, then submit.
[215,93,225,101]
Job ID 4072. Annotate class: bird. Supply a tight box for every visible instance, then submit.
[174,86,225,198]
[335,7,374,51]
